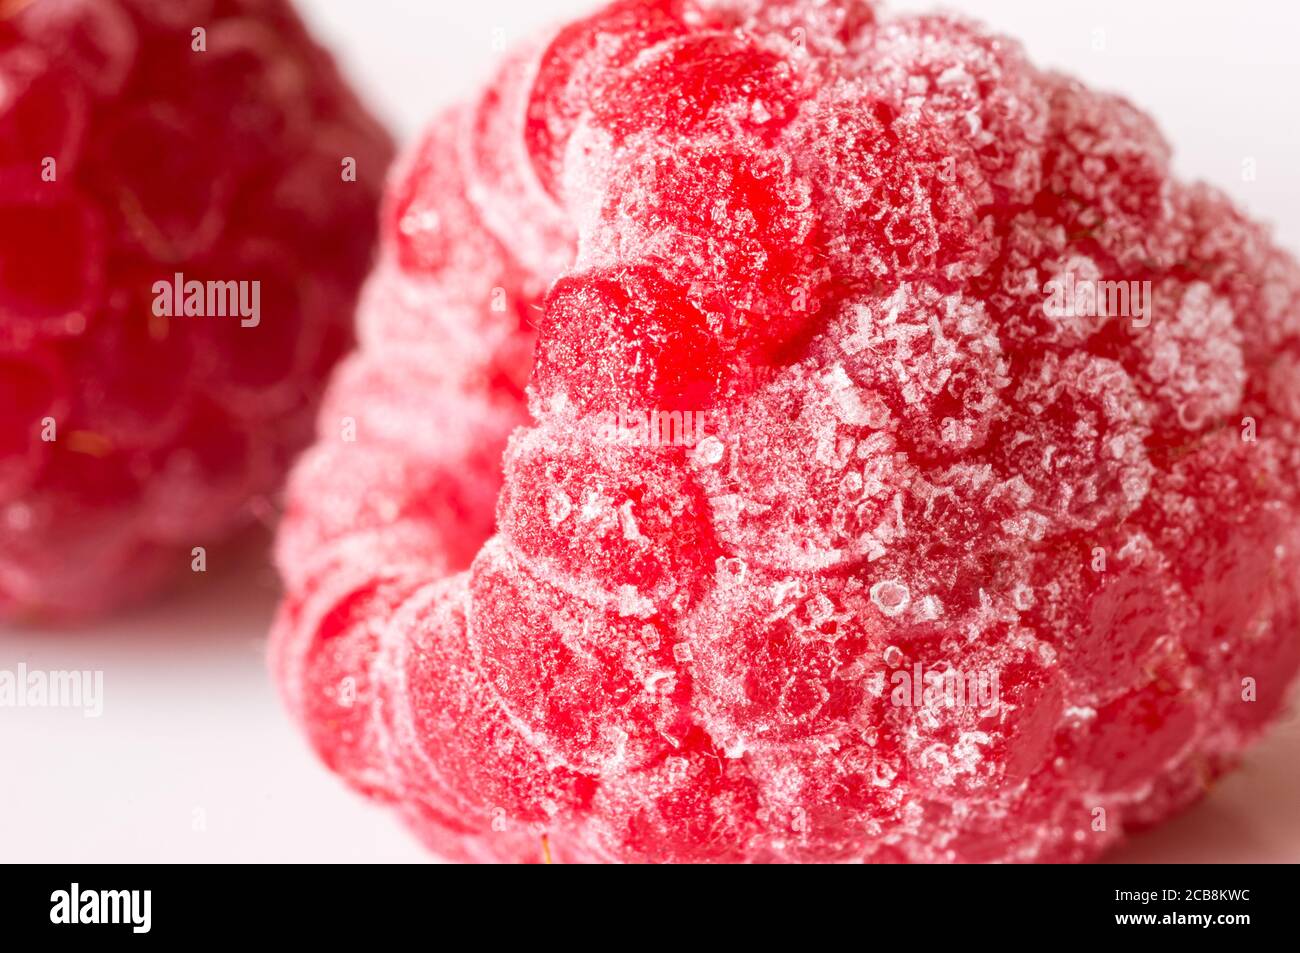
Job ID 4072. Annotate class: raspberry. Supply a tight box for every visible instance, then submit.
[272,0,1300,863]
[0,0,393,619]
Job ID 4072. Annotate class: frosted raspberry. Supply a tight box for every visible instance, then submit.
[273,0,1300,863]
[0,0,392,619]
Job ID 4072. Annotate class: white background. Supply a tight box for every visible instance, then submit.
[2,0,1298,863]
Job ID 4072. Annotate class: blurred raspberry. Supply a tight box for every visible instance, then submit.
[0,0,393,619]
[272,0,1300,863]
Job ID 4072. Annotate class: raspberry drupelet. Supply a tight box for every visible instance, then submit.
[0,0,393,620]
[271,0,1300,862]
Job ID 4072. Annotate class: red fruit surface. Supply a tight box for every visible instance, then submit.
[272,0,1300,862]
[0,0,393,619]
